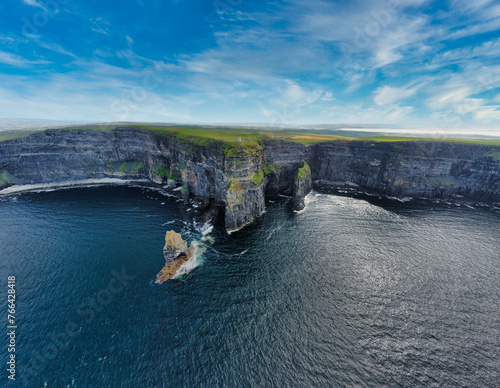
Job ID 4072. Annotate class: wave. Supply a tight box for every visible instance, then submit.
[266,221,286,240]
[173,241,207,279]
[200,223,214,236]
[0,178,152,195]
[172,219,216,279]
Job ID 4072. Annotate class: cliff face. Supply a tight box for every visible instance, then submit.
[0,128,499,232]
[314,141,500,201]
[0,128,168,184]
[262,139,312,197]
[224,152,265,231]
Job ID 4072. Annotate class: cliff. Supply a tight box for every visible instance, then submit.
[313,141,500,202]
[0,127,499,232]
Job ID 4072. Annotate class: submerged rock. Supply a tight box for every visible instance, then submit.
[157,230,194,283]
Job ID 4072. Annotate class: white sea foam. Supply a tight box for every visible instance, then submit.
[293,191,316,214]
[200,223,214,236]
[173,241,206,278]
[0,178,149,195]
[266,221,286,240]
[227,226,243,235]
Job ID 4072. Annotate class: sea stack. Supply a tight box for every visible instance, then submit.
[157,230,195,283]
[291,162,312,211]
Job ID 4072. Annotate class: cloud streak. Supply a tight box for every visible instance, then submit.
[0,0,499,134]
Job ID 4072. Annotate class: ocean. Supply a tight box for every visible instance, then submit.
[0,186,499,387]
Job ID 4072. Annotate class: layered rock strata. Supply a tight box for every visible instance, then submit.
[0,128,499,232]
[291,162,312,211]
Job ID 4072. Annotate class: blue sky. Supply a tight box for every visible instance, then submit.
[2,0,500,133]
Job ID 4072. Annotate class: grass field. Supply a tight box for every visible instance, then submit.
[131,125,500,146]
[135,124,355,145]
[356,135,500,146]
[0,124,499,146]
[0,131,36,142]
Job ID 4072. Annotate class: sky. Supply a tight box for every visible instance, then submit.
[1,0,500,134]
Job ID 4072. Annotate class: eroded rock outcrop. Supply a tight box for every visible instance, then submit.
[291,162,312,211]
[223,146,266,232]
[156,230,194,282]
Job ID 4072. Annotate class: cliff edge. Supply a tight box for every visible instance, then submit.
[0,127,499,232]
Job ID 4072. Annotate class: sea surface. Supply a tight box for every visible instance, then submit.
[0,186,499,387]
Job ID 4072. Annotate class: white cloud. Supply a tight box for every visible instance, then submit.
[425,38,500,71]
[472,105,500,122]
[374,85,418,106]
[4,0,500,132]
[427,87,472,110]
[90,18,111,35]
[21,0,47,11]
[0,59,194,122]
[321,102,415,125]
[0,50,49,66]
[386,105,414,121]
[372,17,431,68]
[281,81,322,105]
[321,92,334,101]
[444,0,500,40]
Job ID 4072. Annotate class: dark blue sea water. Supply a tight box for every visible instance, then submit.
[0,186,499,387]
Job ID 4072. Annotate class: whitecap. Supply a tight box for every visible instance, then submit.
[173,241,206,278]
[201,224,214,236]
[0,178,149,195]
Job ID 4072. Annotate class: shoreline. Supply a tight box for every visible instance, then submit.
[0,178,151,195]
[1,179,498,230]
[313,183,500,209]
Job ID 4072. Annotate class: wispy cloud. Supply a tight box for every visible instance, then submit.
[90,18,111,35]
[1,0,499,133]
[21,0,47,12]
[0,50,49,66]
[374,85,419,106]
